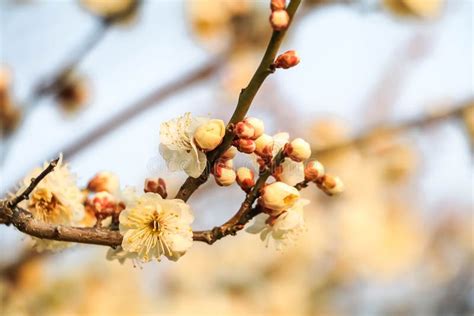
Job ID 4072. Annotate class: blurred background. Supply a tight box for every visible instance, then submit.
[0,0,473,315]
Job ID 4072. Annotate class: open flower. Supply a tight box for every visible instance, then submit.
[247,199,309,249]
[16,156,85,251]
[119,190,194,262]
[160,113,211,178]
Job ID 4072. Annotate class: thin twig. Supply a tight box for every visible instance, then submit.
[175,0,302,202]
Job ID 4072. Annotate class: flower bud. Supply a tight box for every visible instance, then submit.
[317,174,344,195]
[87,171,120,193]
[235,138,256,154]
[236,167,255,191]
[243,117,264,139]
[56,75,89,113]
[269,10,289,31]
[234,121,255,139]
[214,165,236,187]
[260,181,300,215]
[274,50,300,69]
[90,191,116,212]
[271,0,286,11]
[304,160,325,182]
[223,159,234,169]
[221,146,238,160]
[284,138,311,162]
[144,178,167,199]
[194,119,225,151]
[255,134,274,157]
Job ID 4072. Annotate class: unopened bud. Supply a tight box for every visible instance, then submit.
[236,167,255,191]
[243,117,264,139]
[221,146,238,160]
[255,134,274,157]
[271,0,286,11]
[234,121,255,139]
[269,10,289,31]
[260,181,300,215]
[317,174,344,195]
[87,171,120,193]
[223,159,234,169]
[304,160,325,182]
[213,165,236,187]
[235,138,256,154]
[274,50,300,69]
[86,191,117,224]
[56,76,89,112]
[144,178,167,199]
[194,119,225,151]
[284,138,311,162]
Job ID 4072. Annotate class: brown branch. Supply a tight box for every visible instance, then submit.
[193,150,286,244]
[175,0,302,202]
[313,100,474,156]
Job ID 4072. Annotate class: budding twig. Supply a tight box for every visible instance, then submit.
[175,0,302,202]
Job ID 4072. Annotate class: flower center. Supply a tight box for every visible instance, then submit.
[29,188,66,223]
[148,212,162,233]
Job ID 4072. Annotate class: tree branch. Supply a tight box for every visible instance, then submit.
[175,0,302,202]
[313,100,473,156]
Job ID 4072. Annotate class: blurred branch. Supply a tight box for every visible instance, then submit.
[175,0,303,202]
[61,56,224,159]
[314,99,474,156]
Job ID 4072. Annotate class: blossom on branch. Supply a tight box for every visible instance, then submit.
[247,199,309,249]
[119,190,194,262]
[160,113,224,178]
[15,156,85,251]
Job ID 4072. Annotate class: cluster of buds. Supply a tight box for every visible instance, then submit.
[86,171,123,226]
[304,159,344,196]
[85,191,124,227]
[0,66,22,137]
[144,178,167,199]
[233,117,264,154]
[269,0,289,31]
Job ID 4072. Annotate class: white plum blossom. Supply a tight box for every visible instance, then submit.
[272,132,305,186]
[246,199,309,249]
[119,190,194,262]
[16,155,85,251]
[159,112,210,178]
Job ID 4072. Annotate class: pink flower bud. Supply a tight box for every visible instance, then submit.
[271,0,286,11]
[274,50,300,69]
[304,160,325,182]
[236,167,255,192]
[213,164,236,187]
[221,146,238,160]
[87,171,120,193]
[260,181,300,215]
[317,174,344,196]
[235,138,256,154]
[234,121,255,139]
[254,134,274,157]
[87,191,117,220]
[284,138,311,162]
[243,117,264,139]
[270,10,289,31]
[144,178,167,199]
